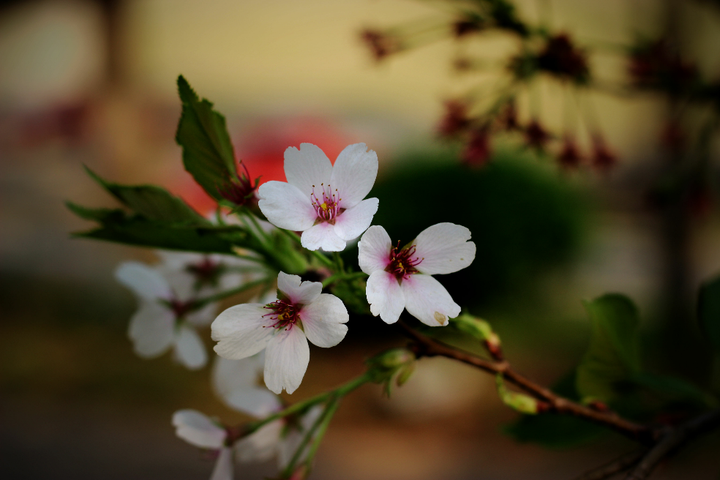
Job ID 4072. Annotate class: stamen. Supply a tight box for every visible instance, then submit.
[310,184,342,224]
[385,241,423,282]
[262,300,301,331]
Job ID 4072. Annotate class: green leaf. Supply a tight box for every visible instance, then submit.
[70,210,250,253]
[175,75,237,200]
[698,274,720,353]
[83,167,207,224]
[504,371,606,447]
[576,294,642,404]
[633,372,718,408]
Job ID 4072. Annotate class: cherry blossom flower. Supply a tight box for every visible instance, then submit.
[257,143,379,252]
[358,223,476,327]
[172,409,234,480]
[212,272,349,394]
[115,251,263,369]
[211,355,324,466]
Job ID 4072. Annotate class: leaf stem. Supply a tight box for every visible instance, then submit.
[192,277,271,308]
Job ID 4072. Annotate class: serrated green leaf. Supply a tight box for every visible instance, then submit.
[698,274,720,353]
[83,167,207,224]
[576,294,641,403]
[504,371,606,448]
[65,201,124,222]
[175,75,237,201]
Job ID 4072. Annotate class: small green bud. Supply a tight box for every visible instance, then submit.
[452,314,503,360]
[496,374,540,415]
[365,348,416,395]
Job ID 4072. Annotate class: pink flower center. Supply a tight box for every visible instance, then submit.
[263,299,301,331]
[385,242,423,282]
[311,184,343,225]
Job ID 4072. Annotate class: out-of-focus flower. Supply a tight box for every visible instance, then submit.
[258,143,379,252]
[212,272,348,394]
[557,134,582,169]
[591,134,617,170]
[438,100,471,138]
[524,119,550,151]
[212,355,324,467]
[361,28,403,61]
[172,409,234,480]
[358,223,476,327]
[537,34,590,84]
[218,162,259,209]
[462,127,492,166]
[115,252,261,369]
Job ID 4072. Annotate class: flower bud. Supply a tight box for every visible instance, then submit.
[365,348,416,394]
[496,375,541,415]
[452,314,502,360]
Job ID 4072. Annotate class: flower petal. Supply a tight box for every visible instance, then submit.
[333,198,379,242]
[258,181,316,231]
[358,225,392,274]
[128,301,175,357]
[366,270,405,324]
[278,405,323,468]
[277,272,322,306]
[413,223,476,275]
[185,302,218,327]
[174,325,207,370]
[301,222,346,252]
[264,328,309,394]
[300,294,349,348]
[213,354,281,417]
[401,274,460,327]
[284,143,333,196]
[330,143,378,208]
[235,420,283,463]
[172,409,226,449]
[116,261,172,301]
[210,447,234,480]
[212,304,274,360]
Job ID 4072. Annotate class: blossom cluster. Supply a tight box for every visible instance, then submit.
[115,142,476,479]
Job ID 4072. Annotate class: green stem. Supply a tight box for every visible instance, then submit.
[280,229,334,269]
[322,271,368,288]
[244,372,371,435]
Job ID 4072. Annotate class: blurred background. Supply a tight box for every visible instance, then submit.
[2,0,720,479]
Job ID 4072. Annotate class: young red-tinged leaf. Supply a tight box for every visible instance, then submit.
[176,75,238,201]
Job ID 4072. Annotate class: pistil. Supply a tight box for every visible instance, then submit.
[386,241,423,282]
[263,300,301,331]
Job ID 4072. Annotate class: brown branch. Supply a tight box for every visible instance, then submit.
[624,410,720,480]
[398,322,654,443]
[573,450,646,480]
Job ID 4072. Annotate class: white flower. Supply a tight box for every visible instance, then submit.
[172,409,234,480]
[211,272,349,394]
[115,251,263,369]
[257,143,379,252]
[211,355,323,467]
[358,223,476,327]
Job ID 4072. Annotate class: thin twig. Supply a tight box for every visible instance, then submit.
[399,322,653,443]
[573,450,645,480]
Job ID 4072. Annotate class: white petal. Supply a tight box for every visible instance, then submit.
[172,409,226,449]
[330,143,379,208]
[235,420,283,463]
[277,272,322,306]
[257,181,316,231]
[264,328,310,394]
[413,223,476,275]
[300,294,349,348]
[358,225,392,274]
[284,143,333,196]
[366,271,405,324]
[210,447,234,480]
[333,198,379,242]
[116,261,172,301]
[128,301,175,357]
[213,355,281,417]
[186,302,218,327]
[212,304,274,360]
[174,325,207,370]
[301,222,346,252]
[300,293,350,348]
[401,275,460,327]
